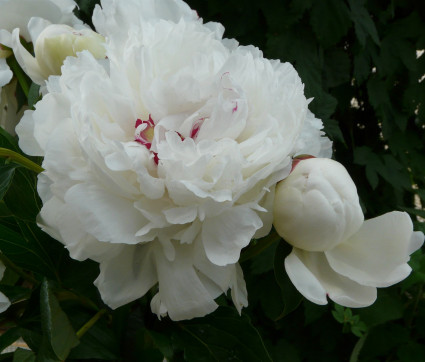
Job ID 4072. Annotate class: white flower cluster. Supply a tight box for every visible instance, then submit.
[1,0,422,320]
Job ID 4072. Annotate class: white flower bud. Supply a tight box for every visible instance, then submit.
[273,158,364,252]
[34,24,106,77]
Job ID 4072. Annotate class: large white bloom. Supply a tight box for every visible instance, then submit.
[16,0,330,320]
[274,158,424,307]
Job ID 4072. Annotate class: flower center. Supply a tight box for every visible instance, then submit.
[134,115,204,164]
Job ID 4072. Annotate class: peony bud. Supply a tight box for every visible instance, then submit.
[34,24,106,78]
[273,158,364,252]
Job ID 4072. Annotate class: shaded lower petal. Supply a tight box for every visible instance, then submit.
[153,243,218,321]
[326,211,424,288]
[95,244,157,309]
[286,248,377,307]
[202,206,262,266]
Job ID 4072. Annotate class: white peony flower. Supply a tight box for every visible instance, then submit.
[0,261,11,313]
[16,0,330,320]
[274,157,424,307]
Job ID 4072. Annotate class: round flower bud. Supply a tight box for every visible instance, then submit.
[34,24,106,77]
[273,158,364,252]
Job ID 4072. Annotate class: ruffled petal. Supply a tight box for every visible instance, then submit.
[202,206,262,266]
[153,243,218,320]
[94,244,157,309]
[325,211,424,288]
[285,248,377,307]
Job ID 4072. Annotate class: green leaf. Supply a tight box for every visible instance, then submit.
[0,328,21,353]
[13,349,36,362]
[358,293,403,328]
[324,49,351,88]
[40,280,79,361]
[0,164,18,201]
[27,83,40,109]
[349,0,380,46]
[310,0,351,47]
[0,285,31,304]
[354,51,371,84]
[249,238,279,275]
[174,307,272,362]
[0,224,57,279]
[323,118,345,144]
[67,309,119,361]
[3,167,40,221]
[273,241,303,319]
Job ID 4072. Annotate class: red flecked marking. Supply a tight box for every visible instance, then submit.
[232,101,238,113]
[190,118,204,139]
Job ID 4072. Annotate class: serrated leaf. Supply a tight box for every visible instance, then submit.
[40,280,79,361]
[310,0,351,47]
[273,241,303,319]
[349,0,380,46]
[174,307,272,362]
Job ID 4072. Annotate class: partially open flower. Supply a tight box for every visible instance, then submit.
[34,24,106,78]
[11,23,105,85]
[273,157,424,307]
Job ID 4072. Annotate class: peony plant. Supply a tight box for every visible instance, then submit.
[0,0,423,360]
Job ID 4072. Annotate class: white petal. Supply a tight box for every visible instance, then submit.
[95,244,157,309]
[0,58,12,88]
[64,183,146,245]
[326,211,423,288]
[285,248,328,305]
[202,206,262,266]
[154,243,218,320]
[0,292,11,313]
[286,248,377,307]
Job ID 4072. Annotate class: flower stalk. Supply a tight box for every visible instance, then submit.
[76,309,107,339]
[0,148,43,173]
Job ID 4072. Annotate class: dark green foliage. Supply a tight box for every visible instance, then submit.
[0,0,424,361]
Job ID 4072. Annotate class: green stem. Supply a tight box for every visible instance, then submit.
[0,253,38,285]
[76,309,107,339]
[0,148,43,174]
[239,232,281,263]
[349,332,368,362]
